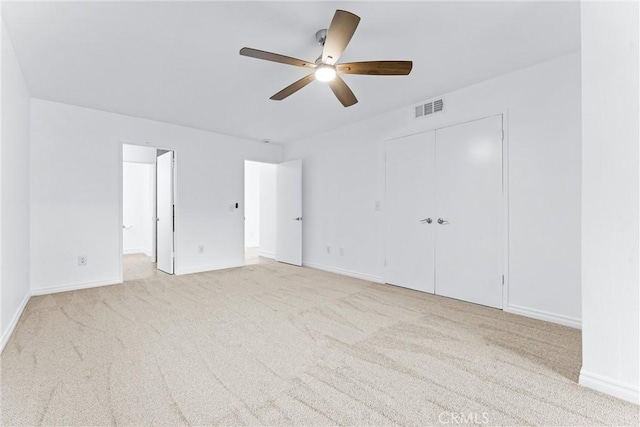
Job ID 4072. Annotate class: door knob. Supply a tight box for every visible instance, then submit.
[294,217,302,221]
[420,218,433,224]
[437,218,449,225]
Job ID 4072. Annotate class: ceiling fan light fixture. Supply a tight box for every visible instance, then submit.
[315,65,336,82]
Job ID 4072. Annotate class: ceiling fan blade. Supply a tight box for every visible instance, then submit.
[337,61,413,76]
[322,10,360,65]
[328,75,358,107]
[240,47,316,69]
[270,73,316,101]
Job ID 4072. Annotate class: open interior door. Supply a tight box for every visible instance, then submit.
[276,159,302,266]
[156,151,174,274]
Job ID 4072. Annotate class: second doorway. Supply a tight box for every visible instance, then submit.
[244,161,277,265]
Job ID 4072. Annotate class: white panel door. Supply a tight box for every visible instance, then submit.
[157,151,174,274]
[435,115,503,308]
[276,159,302,266]
[385,132,436,293]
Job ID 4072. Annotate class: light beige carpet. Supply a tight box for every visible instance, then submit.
[1,260,638,426]
[244,247,265,266]
[122,253,164,282]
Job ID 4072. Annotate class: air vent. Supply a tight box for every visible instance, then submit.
[414,98,444,118]
[424,102,434,115]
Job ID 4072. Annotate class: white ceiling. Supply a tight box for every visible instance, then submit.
[2,1,580,144]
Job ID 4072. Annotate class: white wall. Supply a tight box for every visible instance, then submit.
[1,20,31,345]
[29,99,282,293]
[284,52,582,328]
[259,163,277,258]
[1,15,3,345]
[244,161,261,248]
[579,1,639,404]
[123,162,154,256]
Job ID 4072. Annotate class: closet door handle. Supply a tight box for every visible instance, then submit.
[420,218,432,224]
[437,218,449,225]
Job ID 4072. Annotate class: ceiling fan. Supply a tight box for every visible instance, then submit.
[239,9,413,107]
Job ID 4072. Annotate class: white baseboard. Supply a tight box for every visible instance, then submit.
[579,370,640,405]
[302,261,384,283]
[30,277,122,296]
[505,304,581,329]
[258,250,275,259]
[0,291,31,353]
[177,262,244,276]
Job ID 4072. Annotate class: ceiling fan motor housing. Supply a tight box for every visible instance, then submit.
[315,29,328,46]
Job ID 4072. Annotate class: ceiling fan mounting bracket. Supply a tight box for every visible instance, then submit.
[315,29,328,46]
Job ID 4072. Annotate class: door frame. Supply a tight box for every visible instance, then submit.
[118,140,178,282]
[384,110,510,309]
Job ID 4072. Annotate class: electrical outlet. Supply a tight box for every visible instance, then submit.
[339,247,344,256]
[326,246,331,254]
[198,245,204,254]
[78,255,87,266]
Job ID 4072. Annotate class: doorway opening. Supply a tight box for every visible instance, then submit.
[121,144,175,280]
[244,161,277,265]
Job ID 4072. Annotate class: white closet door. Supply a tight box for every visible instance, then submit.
[435,115,503,308]
[385,132,436,293]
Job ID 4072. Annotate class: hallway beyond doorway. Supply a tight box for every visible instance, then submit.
[123,254,167,281]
